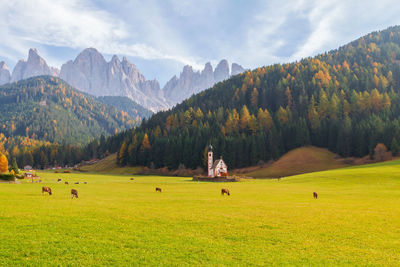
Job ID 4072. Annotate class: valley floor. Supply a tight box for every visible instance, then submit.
[1,161,400,266]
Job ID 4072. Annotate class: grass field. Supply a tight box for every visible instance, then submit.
[1,161,400,266]
[246,146,350,178]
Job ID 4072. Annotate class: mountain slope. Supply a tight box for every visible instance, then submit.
[0,76,135,145]
[93,25,400,170]
[97,96,153,121]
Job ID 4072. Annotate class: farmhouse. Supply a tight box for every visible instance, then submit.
[207,144,228,177]
[24,165,33,171]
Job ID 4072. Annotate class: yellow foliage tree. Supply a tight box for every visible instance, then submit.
[141,134,151,152]
[0,153,8,173]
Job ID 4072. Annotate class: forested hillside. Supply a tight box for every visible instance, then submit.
[15,26,400,170]
[97,96,153,122]
[0,76,138,167]
[101,25,400,170]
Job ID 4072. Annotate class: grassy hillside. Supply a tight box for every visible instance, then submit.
[1,162,400,265]
[78,153,141,174]
[245,146,350,178]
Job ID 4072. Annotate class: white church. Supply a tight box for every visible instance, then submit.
[207,144,228,177]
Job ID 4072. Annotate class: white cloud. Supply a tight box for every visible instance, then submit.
[1,0,400,77]
[0,0,202,68]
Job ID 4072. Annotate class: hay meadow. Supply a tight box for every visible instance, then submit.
[1,161,400,266]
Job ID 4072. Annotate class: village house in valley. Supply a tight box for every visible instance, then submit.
[207,144,228,177]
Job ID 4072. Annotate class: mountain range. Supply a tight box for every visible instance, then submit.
[0,48,245,111]
[163,60,245,105]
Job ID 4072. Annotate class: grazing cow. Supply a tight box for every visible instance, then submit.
[75,182,79,184]
[130,178,134,180]
[221,188,230,196]
[84,182,87,184]
[42,187,52,196]
[71,189,78,199]
[57,178,62,182]
[155,187,162,193]
[313,192,318,199]
[65,181,69,184]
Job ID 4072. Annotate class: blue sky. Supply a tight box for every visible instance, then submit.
[1,0,400,86]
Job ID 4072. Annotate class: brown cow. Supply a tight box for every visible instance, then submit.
[57,178,62,182]
[155,187,162,193]
[83,182,87,184]
[42,187,52,196]
[75,182,79,184]
[65,181,69,184]
[71,189,78,199]
[221,188,230,196]
[130,178,134,180]
[313,192,318,199]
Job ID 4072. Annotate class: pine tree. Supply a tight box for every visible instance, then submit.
[391,138,399,156]
[10,158,19,174]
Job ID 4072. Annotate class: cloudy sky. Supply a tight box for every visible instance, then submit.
[0,0,400,85]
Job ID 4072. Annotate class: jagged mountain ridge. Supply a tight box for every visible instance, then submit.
[0,48,245,110]
[163,60,245,105]
[59,48,168,112]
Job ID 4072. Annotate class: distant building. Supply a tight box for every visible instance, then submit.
[207,144,228,177]
[24,165,33,171]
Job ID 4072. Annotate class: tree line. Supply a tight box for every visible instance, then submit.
[12,26,400,169]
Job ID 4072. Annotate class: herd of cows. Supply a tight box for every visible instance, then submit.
[39,177,235,199]
[39,177,319,199]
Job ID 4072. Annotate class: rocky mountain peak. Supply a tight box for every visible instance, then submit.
[214,59,230,83]
[11,48,53,82]
[202,62,213,76]
[111,55,120,63]
[28,48,39,59]
[0,61,11,85]
[231,63,245,76]
[0,61,9,71]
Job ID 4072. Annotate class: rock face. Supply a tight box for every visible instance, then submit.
[0,61,10,85]
[11,48,55,82]
[231,63,245,76]
[163,60,245,105]
[60,48,168,111]
[214,59,230,83]
[3,48,245,110]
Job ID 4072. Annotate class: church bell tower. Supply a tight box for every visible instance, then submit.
[208,144,214,177]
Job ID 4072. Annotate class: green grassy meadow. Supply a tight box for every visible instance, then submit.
[2,161,400,266]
